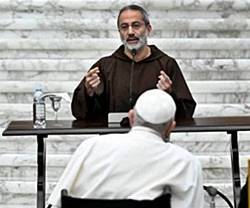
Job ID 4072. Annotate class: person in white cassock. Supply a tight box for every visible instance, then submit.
[47,89,204,208]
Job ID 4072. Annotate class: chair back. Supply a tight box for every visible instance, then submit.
[248,159,250,208]
[61,189,171,208]
[238,159,250,208]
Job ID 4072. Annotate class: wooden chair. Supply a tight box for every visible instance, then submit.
[238,159,250,208]
[61,189,171,208]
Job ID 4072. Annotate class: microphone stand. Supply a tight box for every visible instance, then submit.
[129,49,137,109]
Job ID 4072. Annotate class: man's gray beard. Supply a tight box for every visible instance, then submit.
[122,35,147,52]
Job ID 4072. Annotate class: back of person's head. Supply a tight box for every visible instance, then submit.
[129,89,176,138]
[117,4,150,28]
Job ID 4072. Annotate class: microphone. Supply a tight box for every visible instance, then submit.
[119,48,137,127]
[131,48,137,57]
[129,49,137,108]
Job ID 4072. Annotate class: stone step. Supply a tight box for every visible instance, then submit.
[0,81,76,93]
[1,59,250,81]
[0,103,74,126]
[0,71,84,81]
[1,103,250,127]
[0,160,245,189]
[2,69,250,82]
[0,180,237,208]
[1,48,249,59]
[1,80,250,104]
[194,103,250,117]
[0,59,93,72]
[0,38,250,51]
[1,59,250,72]
[1,80,250,94]
[172,132,250,154]
[0,0,249,12]
[1,68,250,82]
[0,152,249,181]
[1,163,247,188]
[3,58,250,72]
[0,205,34,208]
[2,29,250,39]
[0,132,93,154]
[1,130,250,154]
[0,38,249,59]
[0,18,249,33]
[0,0,248,207]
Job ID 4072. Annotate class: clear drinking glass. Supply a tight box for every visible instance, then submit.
[50,96,62,121]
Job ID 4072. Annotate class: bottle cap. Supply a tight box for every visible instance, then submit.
[33,83,44,93]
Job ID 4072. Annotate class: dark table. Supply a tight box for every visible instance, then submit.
[3,116,250,208]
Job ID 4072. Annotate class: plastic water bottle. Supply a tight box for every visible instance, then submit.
[33,84,46,128]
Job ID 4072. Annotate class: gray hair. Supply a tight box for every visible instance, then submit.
[134,109,172,135]
[117,4,150,28]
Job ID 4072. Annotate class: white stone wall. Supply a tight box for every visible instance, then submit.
[0,0,250,207]
[1,0,250,124]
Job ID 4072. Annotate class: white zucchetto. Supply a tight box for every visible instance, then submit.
[134,89,176,124]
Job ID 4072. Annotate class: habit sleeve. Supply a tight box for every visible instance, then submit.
[166,58,196,119]
[71,62,106,120]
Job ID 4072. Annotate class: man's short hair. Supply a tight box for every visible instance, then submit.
[117,4,150,28]
[134,113,169,135]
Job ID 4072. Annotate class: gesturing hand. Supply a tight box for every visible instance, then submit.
[84,67,104,96]
[156,70,172,93]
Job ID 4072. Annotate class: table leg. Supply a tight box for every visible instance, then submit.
[37,135,47,208]
[228,131,241,208]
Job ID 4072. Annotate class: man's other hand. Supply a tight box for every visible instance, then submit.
[156,70,172,93]
[84,67,104,96]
